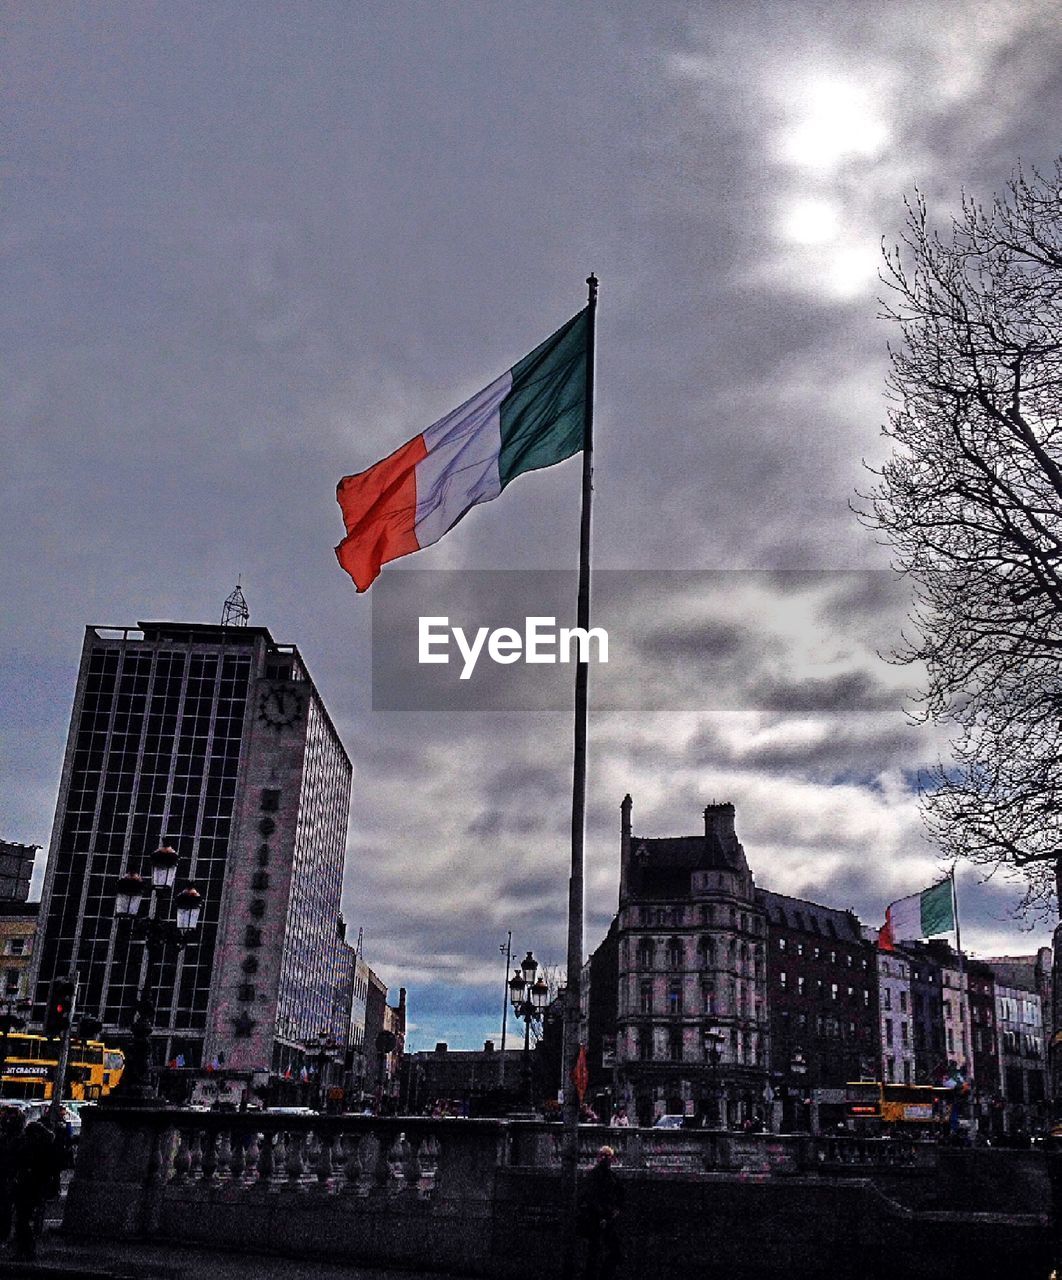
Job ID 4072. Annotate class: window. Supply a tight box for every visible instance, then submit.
[666,939,683,970]
[778,937,787,952]
[667,981,682,1015]
[901,1022,909,1047]
[5,938,26,957]
[640,981,653,1014]
[900,991,908,1013]
[863,990,869,1007]
[883,988,891,1011]
[638,1030,652,1061]
[260,788,280,812]
[886,1057,895,1082]
[779,971,787,990]
[702,981,715,1015]
[795,943,804,958]
[4,969,19,995]
[637,940,654,969]
[829,951,837,965]
[885,1018,893,1046]
[830,983,838,1001]
[797,976,805,996]
[669,1028,683,1062]
[813,947,821,961]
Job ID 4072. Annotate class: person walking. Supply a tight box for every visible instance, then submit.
[11,1117,59,1261]
[578,1144,625,1280]
[0,1108,26,1247]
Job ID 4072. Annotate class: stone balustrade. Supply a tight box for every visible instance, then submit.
[63,1108,1050,1279]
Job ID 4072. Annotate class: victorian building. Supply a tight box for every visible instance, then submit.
[614,797,769,1127]
[759,893,878,1130]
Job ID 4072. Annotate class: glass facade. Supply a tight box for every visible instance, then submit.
[34,622,353,1072]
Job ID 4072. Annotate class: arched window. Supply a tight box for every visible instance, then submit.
[697,935,715,968]
[667,938,684,970]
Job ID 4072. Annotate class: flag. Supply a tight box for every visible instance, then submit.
[335,309,589,591]
[283,1066,293,1080]
[878,879,955,950]
[570,1043,589,1104]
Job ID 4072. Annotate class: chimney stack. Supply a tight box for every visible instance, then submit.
[704,802,736,841]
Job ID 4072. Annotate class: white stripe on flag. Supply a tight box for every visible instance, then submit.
[413,369,511,549]
[888,892,923,943]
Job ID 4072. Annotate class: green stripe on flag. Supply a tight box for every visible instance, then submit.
[920,879,955,937]
[498,309,588,489]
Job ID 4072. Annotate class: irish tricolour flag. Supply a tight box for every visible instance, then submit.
[877,878,955,950]
[335,309,589,592]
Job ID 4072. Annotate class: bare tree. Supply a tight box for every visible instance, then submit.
[858,160,1062,916]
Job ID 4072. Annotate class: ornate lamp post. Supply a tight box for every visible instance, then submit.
[508,950,549,1111]
[0,995,31,1080]
[703,1025,726,1129]
[790,1048,809,1132]
[111,844,203,1101]
[310,1030,340,1111]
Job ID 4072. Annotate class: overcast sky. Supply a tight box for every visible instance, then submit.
[5,1,1062,1052]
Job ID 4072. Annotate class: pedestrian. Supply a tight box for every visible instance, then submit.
[0,1107,26,1246]
[11,1117,59,1261]
[578,1144,624,1280]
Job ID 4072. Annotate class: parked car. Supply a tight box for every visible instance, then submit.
[0,1099,48,1124]
[653,1114,687,1129]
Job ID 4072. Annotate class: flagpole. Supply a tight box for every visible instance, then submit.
[950,865,968,1077]
[560,273,597,1280]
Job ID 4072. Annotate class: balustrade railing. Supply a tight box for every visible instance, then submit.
[151,1115,448,1196]
[75,1108,946,1209]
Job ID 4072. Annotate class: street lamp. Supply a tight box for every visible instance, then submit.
[509,951,548,1111]
[111,844,204,1101]
[703,1025,726,1129]
[310,1030,340,1111]
[789,1048,809,1132]
[0,995,31,1079]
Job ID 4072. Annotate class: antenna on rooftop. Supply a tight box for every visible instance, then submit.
[222,578,250,628]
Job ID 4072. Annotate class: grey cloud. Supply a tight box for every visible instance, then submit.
[5,1,1060,1049]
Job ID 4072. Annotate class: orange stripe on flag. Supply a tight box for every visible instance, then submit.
[335,433,428,592]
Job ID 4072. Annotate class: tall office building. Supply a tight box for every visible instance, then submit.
[32,620,353,1074]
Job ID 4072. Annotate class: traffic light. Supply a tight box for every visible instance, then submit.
[44,976,77,1037]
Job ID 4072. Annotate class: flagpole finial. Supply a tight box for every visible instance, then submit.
[586,273,598,305]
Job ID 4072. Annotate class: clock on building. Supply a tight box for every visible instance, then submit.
[257,683,304,731]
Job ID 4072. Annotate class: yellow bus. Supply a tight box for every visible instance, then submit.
[1,1032,125,1101]
[845,1081,952,1130]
